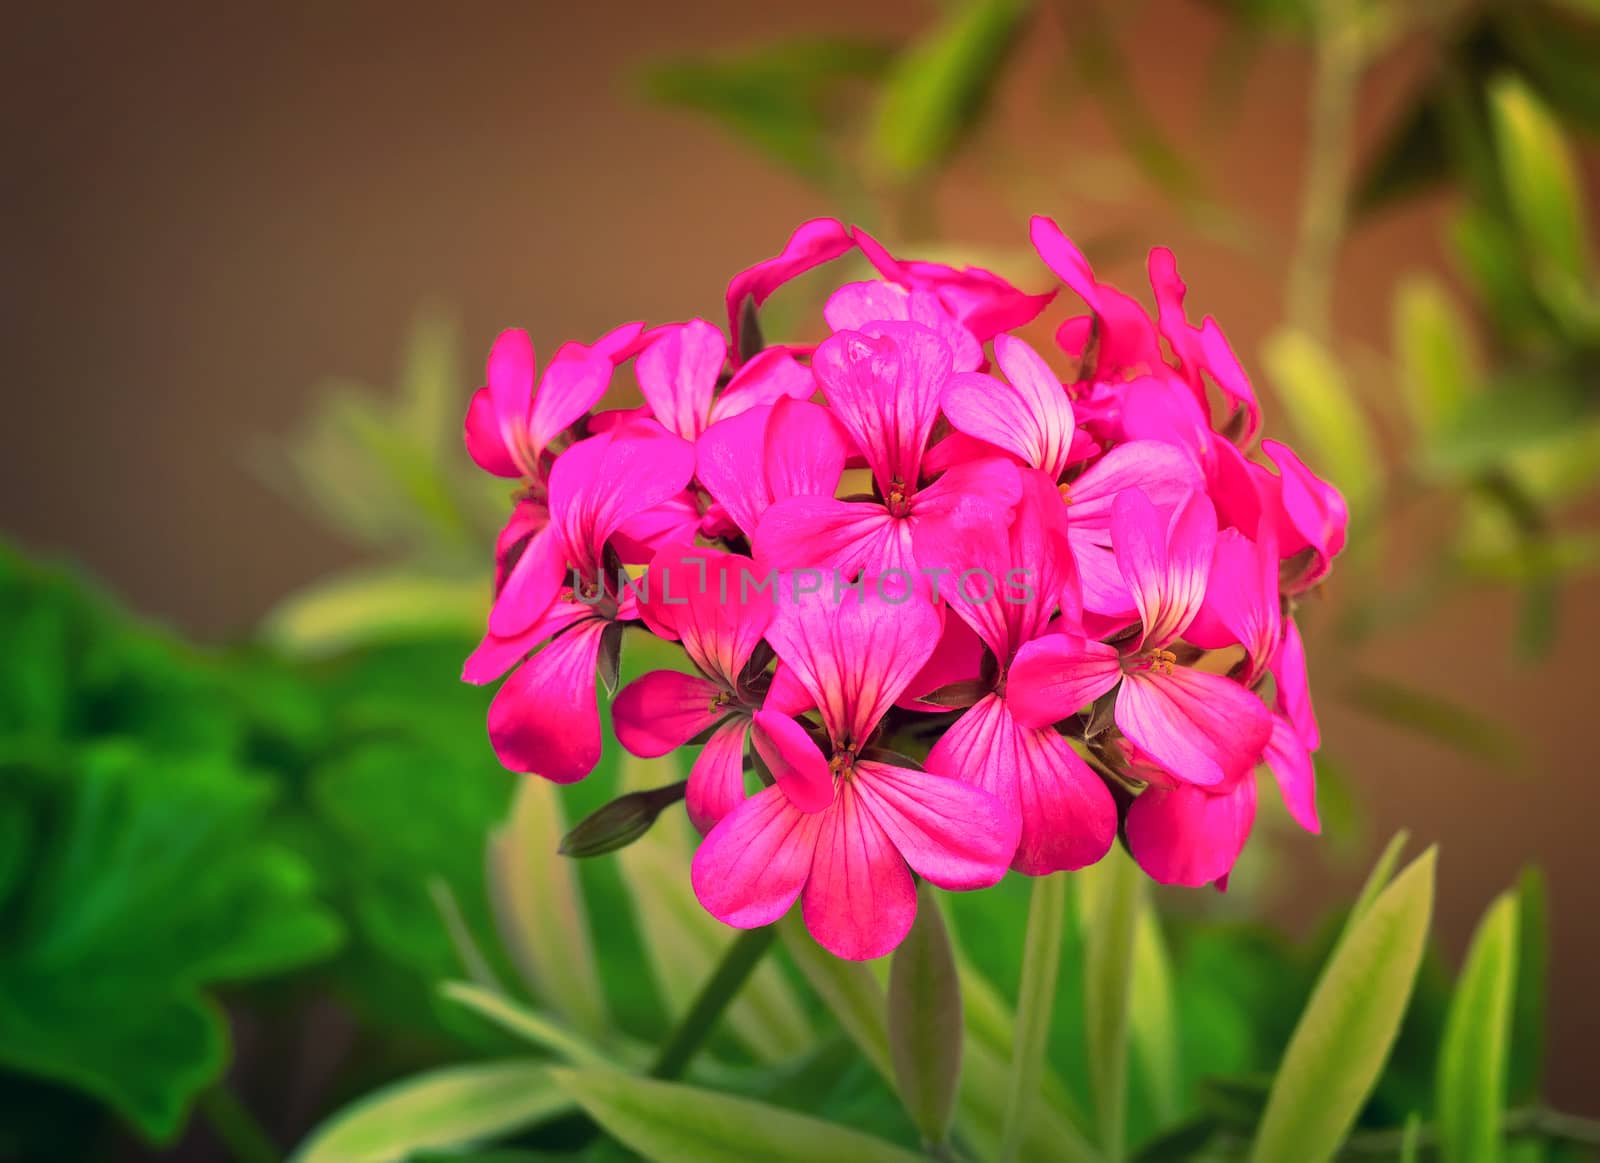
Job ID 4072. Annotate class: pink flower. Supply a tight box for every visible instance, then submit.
[923,471,1118,874]
[1031,215,1164,380]
[691,586,1019,960]
[697,397,852,544]
[1147,247,1261,445]
[1008,487,1272,792]
[852,226,1057,341]
[615,545,776,832]
[464,324,643,480]
[1262,438,1348,593]
[725,218,855,365]
[755,322,1019,579]
[635,319,815,443]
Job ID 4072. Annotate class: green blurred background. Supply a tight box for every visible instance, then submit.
[2,1,1598,1159]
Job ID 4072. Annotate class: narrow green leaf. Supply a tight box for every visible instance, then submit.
[1508,868,1548,1103]
[439,982,615,1070]
[1000,872,1067,1163]
[1345,831,1411,934]
[1129,906,1183,1127]
[1249,847,1438,1163]
[1083,848,1143,1161]
[1423,371,1593,478]
[261,568,489,658]
[486,778,607,1037]
[1393,276,1481,446]
[1262,329,1382,526]
[551,1068,926,1163]
[780,913,894,1080]
[428,878,505,994]
[1489,74,1592,290]
[871,0,1031,181]
[293,1061,567,1163]
[1437,891,1520,1163]
[887,885,963,1144]
[620,756,811,1063]
[1400,1111,1423,1163]
[1344,676,1519,765]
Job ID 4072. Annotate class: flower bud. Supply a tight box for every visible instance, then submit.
[558,780,687,859]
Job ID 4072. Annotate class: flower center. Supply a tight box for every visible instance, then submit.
[885,479,911,517]
[706,689,734,715]
[828,747,858,781]
[1141,648,1178,677]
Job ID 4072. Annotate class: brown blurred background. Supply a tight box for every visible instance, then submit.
[3,0,1595,1109]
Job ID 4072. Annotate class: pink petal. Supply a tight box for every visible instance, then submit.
[698,399,849,543]
[465,386,522,478]
[487,329,536,450]
[926,694,1114,874]
[614,669,724,758]
[764,396,852,504]
[763,581,943,751]
[487,617,608,782]
[812,322,951,495]
[1006,634,1122,728]
[853,758,1019,889]
[692,785,824,927]
[635,318,726,441]
[710,347,816,424]
[1271,618,1319,750]
[548,421,696,578]
[764,662,814,718]
[1067,440,1203,525]
[726,218,854,364]
[1126,779,1257,887]
[1030,217,1161,374]
[1115,665,1272,788]
[526,350,615,454]
[897,603,986,711]
[1263,439,1348,590]
[695,406,772,541]
[687,718,752,834]
[636,545,774,686]
[801,782,917,960]
[573,320,650,365]
[1187,526,1280,683]
[852,226,1055,340]
[611,489,703,565]
[1112,487,1215,650]
[755,495,911,579]
[1264,714,1320,834]
[751,708,836,813]
[488,523,567,638]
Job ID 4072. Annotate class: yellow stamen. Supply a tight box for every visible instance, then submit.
[1147,648,1177,677]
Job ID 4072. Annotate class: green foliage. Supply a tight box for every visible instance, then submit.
[886,885,963,1146]
[1436,892,1520,1163]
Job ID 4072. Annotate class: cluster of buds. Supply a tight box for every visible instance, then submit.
[462,217,1346,960]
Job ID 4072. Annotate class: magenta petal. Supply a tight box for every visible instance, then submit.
[801,783,917,960]
[853,759,1019,890]
[1006,634,1122,728]
[711,347,816,423]
[763,396,851,504]
[764,662,815,718]
[1067,440,1202,525]
[1188,526,1280,683]
[527,350,614,453]
[487,618,607,782]
[687,718,752,834]
[1115,666,1272,788]
[751,709,836,813]
[488,523,566,638]
[755,495,911,579]
[1112,487,1215,650]
[897,612,986,711]
[1264,714,1320,834]
[696,406,772,541]
[1271,617,1320,750]
[692,785,823,928]
[548,422,696,575]
[1126,779,1256,887]
[465,386,522,478]
[613,670,724,758]
[487,329,536,439]
[725,218,854,363]
[636,318,726,441]
[636,545,774,687]
[465,596,593,686]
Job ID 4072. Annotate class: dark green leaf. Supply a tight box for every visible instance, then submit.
[887,885,963,1144]
[1436,891,1519,1163]
[558,780,688,858]
[1508,867,1549,1103]
[1344,675,1520,764]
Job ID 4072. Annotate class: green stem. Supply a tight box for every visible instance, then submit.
[198,1083,281,1163]
[649,924,777,1080]
[998,872,1068,1163]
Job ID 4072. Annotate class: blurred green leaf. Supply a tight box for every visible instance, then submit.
[1263,329,1382,526]
[1346,831,1412,934]
[1394,276,1482,446]
[1508,868,1549,1104]
[1082,848,1142,1161]
[1424,370,1593,479]
[999,873,1066,1163]
[439,983,618,1070]
[0,748,341,1141]
[1249,847,1437,1163]
[780,914,894,1080]
[1128,905,1183,1128]
[293,1061,568,1163]
[263,567,490,659]
[551,1068,926,1163]
[1437,890,1519,1163]
[640,39,893,187]
[1489,74,1593,303]
[870,0,1031,181]
[1344,674,1521,765]
[488,777,608,1038]
[887,885,963,1145]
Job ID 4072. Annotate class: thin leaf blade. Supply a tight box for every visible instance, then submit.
[887,885,963,1145]
[1436,891,1520,1163]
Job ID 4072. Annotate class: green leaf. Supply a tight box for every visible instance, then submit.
[1508,867,1548,1103]
[1262,329,1382,526]
[640,39,893,186]
[1249,847,1437,1163]
[1437,892,1520,1163]
[293,1061,569,1163]
[1128,904,1183,1127]
[1489,74,1593,293]
[619,756,811,1063]
[487,777,608,1037]
[0,748,341,1141]
[1343,675,1520,764]
[439,982,617,1070]
[1394,276,1482,446]
[1423,370,1594,478]
[870,0,1031,181]
[887,885,963,1145]
[1346,830,1411,933]
[1000,872,1067,1163]
[1082,848,1143,1161]
[551,1068,927,1163]
[262,567,490,659]
[1400,1111,1424,1163]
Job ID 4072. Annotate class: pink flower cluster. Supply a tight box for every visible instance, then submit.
[463,217,1347,960]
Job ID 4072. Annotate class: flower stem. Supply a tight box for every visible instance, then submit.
[648,924,777,1080]
[998,872,1068,1163]
[198,1083,281,1163]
